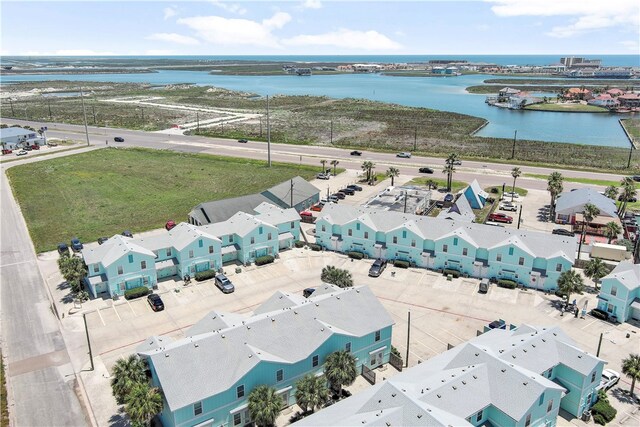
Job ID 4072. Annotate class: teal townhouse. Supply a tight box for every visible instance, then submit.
[316,204,577,290]
[296,325,604,427]
[83,203,300,298]
[136,285,394,427]
[596,261,640,323]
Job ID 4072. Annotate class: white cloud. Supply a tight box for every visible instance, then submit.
[146,49,175,55]
[163,6,177,20]
[620,40,639,50]
[283,29,402,51]
[146,33,200,45]
[177,12,291,48]
[486,0,640,37]
[301,0,322,9]
[55,49,115,55]
[210,0,247,15]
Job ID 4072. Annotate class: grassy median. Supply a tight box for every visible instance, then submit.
[6,147,319,253]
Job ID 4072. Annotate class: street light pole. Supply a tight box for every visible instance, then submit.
[405,311,411,368]
[627,146,634,169]
[511,130,517,159]
[80,87,90,146]
[266,95,271,167]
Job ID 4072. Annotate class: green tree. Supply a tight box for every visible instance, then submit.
[510,167,521,202]
[324,350,357,395]
[361,161,375,182]
[386,167,400,186]
[425,179,437,190]
[443,153,458,191]
[248,385,282,427]
[557,269,585,304]
[603,221,622,244]
[547,172,564,220]
[583,258,608,291]
[295,374,329,414]
[111,355,148,405]
[618,177,637,218]
[320,265,353,288]
[604,185,618,200]
[124,382,163,427]
[57,255,87,293]
[577,203,600,257]
[320,159,327,173]
[621,353,640,398]
[330,160,339,176]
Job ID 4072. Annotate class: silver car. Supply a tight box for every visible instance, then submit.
[215,274,235,293]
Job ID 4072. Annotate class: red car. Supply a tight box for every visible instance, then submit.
[310,204,323,212]
[1,149,12,155]
[31,144,40,150]
[488,213,513,224]
[165,220,176,230]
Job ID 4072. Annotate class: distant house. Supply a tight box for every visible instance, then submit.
[437,195,475,222]
[462,179,488,209]
[0,127,46,150]
[431,66,446,75]
[596,261,640,323]
[555,188,618,223]
[445,66,458,75]
[497,87,520,102]
[617,93,640,108]
[606,88,624,97]
[564,88,593,100]
[587,94,620,109]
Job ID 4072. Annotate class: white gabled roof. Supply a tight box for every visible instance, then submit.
[82,235,156,267]
[602,261,640,291]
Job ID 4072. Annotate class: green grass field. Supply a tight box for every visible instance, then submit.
[1,352,8,427]
[524,173,640,189]
[7,148,319,252]
[524,103,609,113]
[408,177,467,193]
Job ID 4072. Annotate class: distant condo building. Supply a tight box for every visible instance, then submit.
[560,57,602,69]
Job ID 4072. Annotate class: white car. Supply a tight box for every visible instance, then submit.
[503,191,520,199]
[15,150,28,156]
[396,152,412,158]
[316,173,330,180]
[499,201,518,212]
[599,369,620,390]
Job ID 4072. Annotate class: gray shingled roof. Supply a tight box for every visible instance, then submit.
[189,194,273,225]
[262,176,320,207]
[555,188,618,218]
[437,195,475,222]
[319,204,576,262]
[602,261,640,290]
[142,286,394,411]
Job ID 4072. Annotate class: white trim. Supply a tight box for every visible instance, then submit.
[192,418,215,427]
[229,403,248,415]
[368,346,387,355]
[276,385,293,394]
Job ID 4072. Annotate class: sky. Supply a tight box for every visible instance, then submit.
[1,0,639,56]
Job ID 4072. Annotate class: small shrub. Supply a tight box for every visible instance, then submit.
[593,414,606,426]
[490,187,499,194]
[194,269,216,281]
[294,240,305,248]
[497,279,517,289]
[592,399,617,423]
[124,286,149,300]
[255,255,275,266]
[443,268,460,278]
[394,260,410,268]
[347,251,364,260]
[309,243,322,251]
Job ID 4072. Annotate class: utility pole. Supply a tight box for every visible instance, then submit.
[596,332,603,357]
[80,87,90,146]
[405,311,411,368]
[9,98,15,116]
[197,111,200,133]
[413,127,417,151]
[259,116,263,138]
[290,179,294,208]
[330,119,333,144]
[48,98,53,120]
[404,191,408,213]
[140,106,144,123]
[511,130,517,159]
[83,313,94,371]
[92,105,96,124]
[517,205,523,229]
[627,146,634,169]
[267,95,271,167]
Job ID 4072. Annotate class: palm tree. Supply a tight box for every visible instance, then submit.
[58,255,87,293]
[324,350,357,395]
[604,185,618,200]
[603,221,622,244]
[295,374,329,414]
[547,172,564,220]
[510,167,521,202]
[320,159,327,173]
[444,153,458,191]
[618,177,637,218]
[248,385,282,427]
[111,354,148,405]
[426,179,437,190]
[622,353,640,398]
[386,167,400,186]
[583,258,608,291]
[361,161,375,183]
[557,269,585,305]
[330,160,339,176]
[577,203,600,258]
[124,382,163,427]
[320,265,353,288]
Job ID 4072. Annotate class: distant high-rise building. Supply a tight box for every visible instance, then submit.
[560,57,601,69]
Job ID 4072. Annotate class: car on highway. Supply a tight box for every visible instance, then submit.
[47,141,58,147]
[237,139,248,143]
[632,175,640,182]
[368,259,387,277]
[396,152,412,158]
[31,144,40,150]
[552,229,574,237]
[347,184,362,191]
[599,369,620,390]
[23,145,32,151]
[339,188,355,196]
[478,278,489,294]
[215,274,235,293]
[70,237,83,252]
[2,149,13,155]
[57,243,69,255]
[114,137,124,142]
[488,213,513,224]
[503,191,520,199]
[98,236,109,245]
[350,150,362,156]
[452,160,462,165]
[122,230,133,238]
[165,220,176,231]
[147,294,165,312]
[419,167,434,174]
[444,194,454,203]
[15,150,28,156]
[316,173,330,180]
[499,201,518,212]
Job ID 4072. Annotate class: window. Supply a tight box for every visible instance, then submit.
[462,248,468,256]
[356,223,360,231]
[393,236,398,244]
[525,414,531,427]
[345,342,352,352]
[251,237,255,244]
[556,263,562,272]
[539,394,544,405]
[117,266,123,275]
[312,355,319,367]
[322,225,326,232]
[259,226,263,235]
[209,245,214,254]
[519,257,524,265]
[348,229,352,236]
[233,413,241,426]
[194,401,202,416]
[189,250,194,258]
[546,368,553,378]
[237,385,245,398]
[611,286,617,297]
[442,244,448,253]
[476,410,483,422]
[276,369,283,382]
[496,253,502,262]
[509,247,514,256]
[141,261,147,269]
[198,239,203,248]
[453,237,458,246]
[411,239,416,247]
[291,221,295,228]
[364,232,369,239]
[93,264,99,273]
[128,254,134,263]
[591,372,597,383]
[166,248,171,257]
[547,399,553,413]
[402,231,407,239]
[375,330,381,342]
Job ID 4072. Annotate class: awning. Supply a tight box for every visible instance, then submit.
[221,244,240,254]
[574,214,621,226]
[155,258,177,269]
[368,346,387,355]
[596,295,608,301]
[87,274,108,285]
[278,232,294,241]
[230,403,248,415]
[631,298,640,311]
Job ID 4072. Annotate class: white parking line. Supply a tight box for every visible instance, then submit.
[126,299,137,316]
[581,318,599,330]
[95,309,106,327]
[112,304,122,321]
[0,260,32,268]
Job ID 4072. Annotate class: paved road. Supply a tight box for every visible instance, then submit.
[1,157,88,425]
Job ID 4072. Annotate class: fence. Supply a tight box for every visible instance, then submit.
[361,364,376,385]
[389,352,403,372]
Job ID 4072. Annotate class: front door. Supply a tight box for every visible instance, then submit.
[195,261,210,273]
[369,348,384,368]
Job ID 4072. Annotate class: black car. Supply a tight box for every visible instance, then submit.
[478,279,489,294]
[631,175,640,182]
[347,184,363,191]
[419,167,434,174]
[114,137,124,142]
[339,188,355,196]
[122,230,133,238]
[147,294,165,312]
[23,145,32,151]
[552,229,574,237]
[368,259,387,277]
[350,151,362,156]
[57,243,69,255]
[70,237,83,252]
[618,195,638,202]
[590,308,609,321]
[444,194,454,203]
[238,139,248,143]
[332,192,346,200]
[98,236,109,245]
[303,288,316,298]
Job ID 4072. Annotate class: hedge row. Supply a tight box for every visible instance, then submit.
[294,240,305,248]
[309,243,322,251]
[497,279,517,289]
[443,269,460,278]
[256,255,275,266]
[347,251,364,260]
[124,286,149,300]
[592,399,617,425]
[393,260,410,268]
[195,269,216,281]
